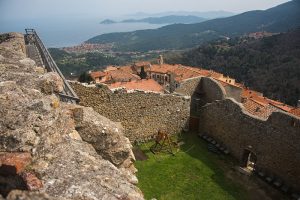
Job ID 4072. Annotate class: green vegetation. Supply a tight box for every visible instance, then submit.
[48,48,123,78]
[135,133,248,200]
[48,48,163,78]
[165,29,300,106]
[87,0,300,51]
[78,71,93,83]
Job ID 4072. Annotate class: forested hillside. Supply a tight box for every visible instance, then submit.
[165,29,300,106]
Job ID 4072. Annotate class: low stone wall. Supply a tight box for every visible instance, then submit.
[197,98,300,191]
[72,83,190,142]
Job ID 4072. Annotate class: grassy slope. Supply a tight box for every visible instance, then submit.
[135,133,248,200]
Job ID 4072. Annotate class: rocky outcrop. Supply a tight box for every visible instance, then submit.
[0,33,143,199]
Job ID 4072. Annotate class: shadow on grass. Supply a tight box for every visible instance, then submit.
[135,131,249,200]
[178,132,247,200]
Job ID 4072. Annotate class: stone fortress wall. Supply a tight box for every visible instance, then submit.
[72,75,300,192]
[72,83,190,142]
[193,77,300,192]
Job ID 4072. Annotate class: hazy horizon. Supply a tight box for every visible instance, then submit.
[0,0,292,47]
[0,0,290,20]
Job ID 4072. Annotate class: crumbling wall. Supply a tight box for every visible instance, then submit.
[174,77,202,96]
[197,98,300,191]
[72,83,190,142]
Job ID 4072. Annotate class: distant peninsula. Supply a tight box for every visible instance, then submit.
[100,19,116,24]
[100,15,207,25]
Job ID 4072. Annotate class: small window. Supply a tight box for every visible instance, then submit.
[229,80,231,83]
[165,76,168,81]
[291,120,297,127]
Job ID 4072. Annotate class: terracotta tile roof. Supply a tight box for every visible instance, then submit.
[172,66,203,82]
[149,64,178,74]
[119,65,135,74]
[104,66,118,72]
[149,64,208,82]
[268,100,293,112]
[108,79,164,93]
[243,99,270,118]
[105,69,140,83]
[90,71,106,79]
[208,71,223,79]
[242,89,263,99]
[134,61,151,67]
[289,108,300,118]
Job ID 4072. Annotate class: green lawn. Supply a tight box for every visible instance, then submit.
[135,133,249,200]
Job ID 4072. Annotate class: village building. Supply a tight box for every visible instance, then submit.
[90,67,140,84]
[89,61,300,119]
[108,79,164,93]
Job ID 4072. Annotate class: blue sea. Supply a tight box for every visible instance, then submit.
[0,18,164,48]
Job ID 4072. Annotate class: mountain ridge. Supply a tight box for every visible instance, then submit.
[88,0,300,51]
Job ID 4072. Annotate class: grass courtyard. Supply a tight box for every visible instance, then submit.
[134,133,250,200]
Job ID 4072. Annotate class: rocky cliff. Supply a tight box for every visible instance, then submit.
[0,33,143,199]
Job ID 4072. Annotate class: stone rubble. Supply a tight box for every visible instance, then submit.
[0,33,144,199]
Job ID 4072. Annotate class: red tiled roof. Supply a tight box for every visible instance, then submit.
[90,71,106,79]
[119,65,135,74]
[289,108,300,118]
[109,79,164,93]
[134,61,151,67]
[243,99,273,119]
[106,69,140,83]
[149,64,178,74]
[104,66,118,72]
[268,100,293,112]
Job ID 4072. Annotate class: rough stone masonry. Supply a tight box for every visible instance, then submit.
[192,77,300,193]
[72,83,191,142]
[0,33,144,199]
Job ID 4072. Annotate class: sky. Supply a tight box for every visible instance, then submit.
[0,0,291,20]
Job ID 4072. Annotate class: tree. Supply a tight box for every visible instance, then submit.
[78,72,93,83]
[139,66,147,79]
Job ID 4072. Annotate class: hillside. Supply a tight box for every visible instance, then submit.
[48,48,123,77]
[165,29,300,106]
[88,0,300,51]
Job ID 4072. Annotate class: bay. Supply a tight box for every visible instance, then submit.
[0,18,165,48]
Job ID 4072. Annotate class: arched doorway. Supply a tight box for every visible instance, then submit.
[242,149,257,172]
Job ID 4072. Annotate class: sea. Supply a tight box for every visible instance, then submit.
[0,18,164,48]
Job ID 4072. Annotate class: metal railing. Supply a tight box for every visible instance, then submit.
[25,29,79,103]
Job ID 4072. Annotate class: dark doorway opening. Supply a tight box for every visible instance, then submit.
[242,149,257,172]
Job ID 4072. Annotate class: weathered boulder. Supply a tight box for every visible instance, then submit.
[0,32,144,199]
[72,106,135,167]
[39,72,64,94]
